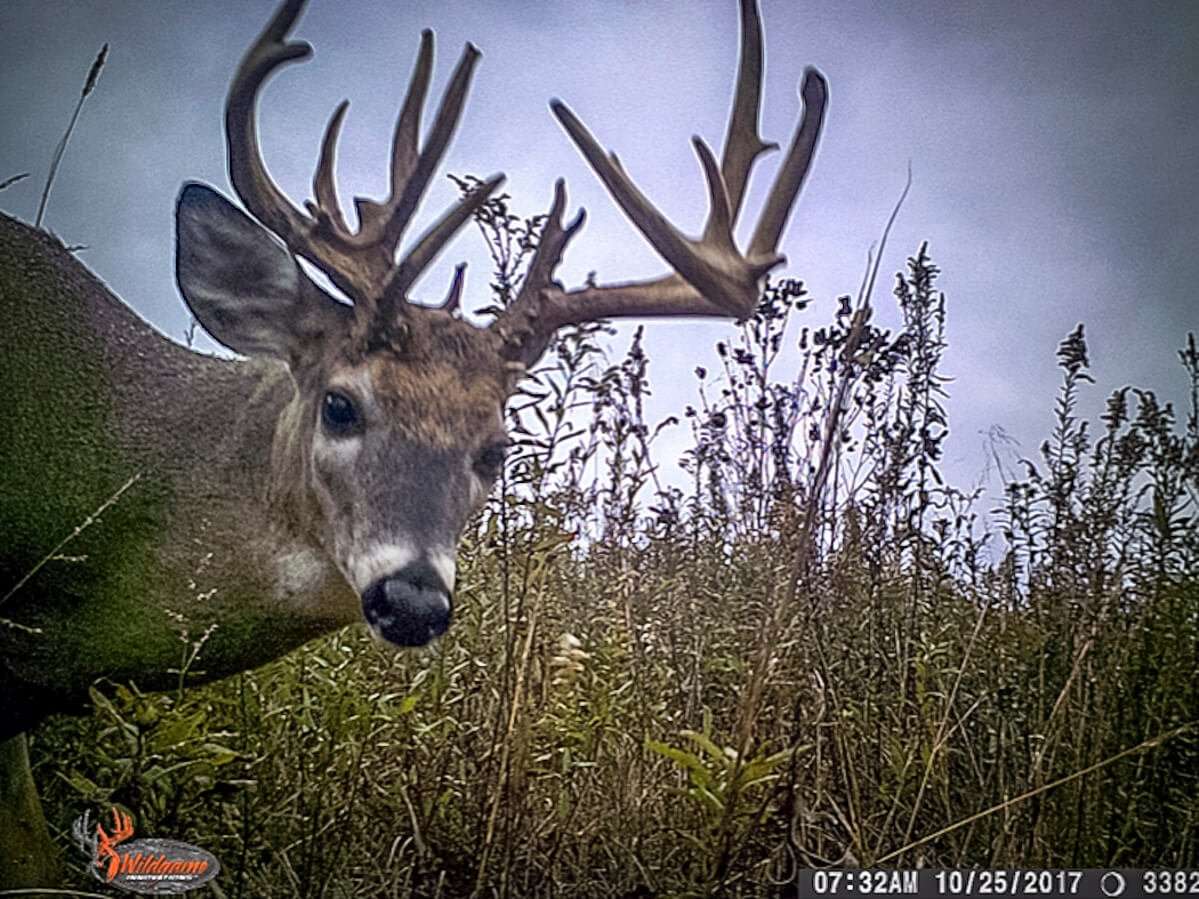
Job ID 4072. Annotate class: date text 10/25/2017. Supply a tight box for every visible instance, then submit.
[799,869,1199,898]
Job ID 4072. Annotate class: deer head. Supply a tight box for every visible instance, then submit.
[175,0,825,647]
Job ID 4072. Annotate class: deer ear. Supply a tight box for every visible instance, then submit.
[175,182,350,363]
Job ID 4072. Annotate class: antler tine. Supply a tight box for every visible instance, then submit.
[392,31,434,190]
[527,179,588,293]
[226,0,313,253]
[374,40,500,318]
[384,172,505,303]
[721,0,777,225]
[353,30,434,244]
[389,42,482,251]
[518,179,587,315]
[310,99,351,236]
[357,35,484,256]
[369,36,507,315]
[550,103,696,277]
[496,179,587,359]
[694,135,736,255]
[438,262,467,313]
[748,67,827,260]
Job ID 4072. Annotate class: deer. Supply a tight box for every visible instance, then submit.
[0,0,825,887]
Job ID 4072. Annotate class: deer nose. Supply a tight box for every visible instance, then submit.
[361,559,452,647]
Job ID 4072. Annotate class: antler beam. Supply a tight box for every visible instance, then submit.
[493,0,827,362]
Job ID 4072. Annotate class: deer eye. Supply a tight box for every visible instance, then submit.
[474,441,509,479]
[321,391,361,437]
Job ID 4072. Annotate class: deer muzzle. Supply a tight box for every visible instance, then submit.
[361,559,452,647]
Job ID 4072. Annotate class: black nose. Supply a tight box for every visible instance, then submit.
[361,560,452,647]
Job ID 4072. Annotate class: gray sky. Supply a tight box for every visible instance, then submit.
[2,0,1196,495]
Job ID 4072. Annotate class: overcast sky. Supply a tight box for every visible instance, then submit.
[2,0,1195,497]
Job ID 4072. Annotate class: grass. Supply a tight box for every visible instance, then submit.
[28,189,1199,896]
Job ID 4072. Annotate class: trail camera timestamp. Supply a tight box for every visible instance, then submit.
[800,869,1199,898]
[805,870,920,895]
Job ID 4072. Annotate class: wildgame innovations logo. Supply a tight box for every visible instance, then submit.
[72,808,220,894]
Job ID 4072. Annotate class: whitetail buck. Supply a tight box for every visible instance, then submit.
[0,0,825,886]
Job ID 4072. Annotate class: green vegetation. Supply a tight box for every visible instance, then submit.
[32,190,1199,896]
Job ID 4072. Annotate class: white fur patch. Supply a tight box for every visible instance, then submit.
[312,431,362,465]
[272,547,361,625]
[273,548,326,599]
[467,470,485,507]
[430,548,457,591]
[346,541,420,594]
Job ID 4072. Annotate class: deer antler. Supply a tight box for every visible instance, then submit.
[72,810,98,858]
[225,0,504,331]
[492,0,827,362]
[94,807,134,881]
[96,807,134,853]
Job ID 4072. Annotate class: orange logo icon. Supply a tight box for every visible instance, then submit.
[71,808,220,894]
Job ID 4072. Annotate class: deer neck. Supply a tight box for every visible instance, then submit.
[0,214,355,714]
[102,330,359,649]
